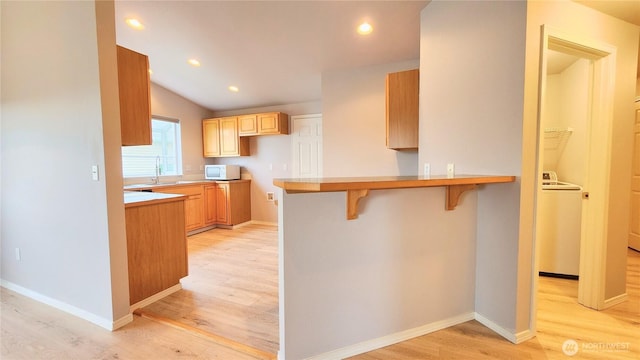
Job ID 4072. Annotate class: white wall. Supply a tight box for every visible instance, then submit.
[544,59,590,185]
[524,0,639,305]
[212,101,322,224]
[279,187,477,359]
[322,60,419,177]
[1,0,129,328]
[419,0,527,336]
[149,82,214,180]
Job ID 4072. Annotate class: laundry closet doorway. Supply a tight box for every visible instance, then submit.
[533,25,618,317]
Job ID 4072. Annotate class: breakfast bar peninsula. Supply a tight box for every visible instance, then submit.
[273,174,516,359]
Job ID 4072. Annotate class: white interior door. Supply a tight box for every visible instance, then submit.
[291,114,322,178]
[630,108,640,251]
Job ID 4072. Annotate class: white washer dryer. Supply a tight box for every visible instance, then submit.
[539,171,582,278]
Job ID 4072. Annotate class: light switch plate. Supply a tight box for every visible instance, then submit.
[91,165,99,181]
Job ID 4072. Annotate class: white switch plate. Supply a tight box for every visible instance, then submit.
[15,248,21,261]
[423,163,430,178]
[91,165,99,181]
[447,163,455,178]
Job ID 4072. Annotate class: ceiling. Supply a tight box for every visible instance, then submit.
[114,1,640,112]
[114,1,429,112]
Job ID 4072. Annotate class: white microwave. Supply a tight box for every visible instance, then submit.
[205,165,240,180]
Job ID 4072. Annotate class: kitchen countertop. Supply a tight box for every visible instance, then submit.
[273,175,516,219]
[123,179,250,191]
[124,191,187,208]
[273,175,515,192]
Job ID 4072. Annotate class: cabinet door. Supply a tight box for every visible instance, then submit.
[203,119,221,157]
[215,183,229,224]
[258,112,289,135]
[227,181,252,225]
[184,195,204,231]
[204,185,217,226]
[126,200,187,305]
[220,117,240,156]
[117,45,151,146]
[386,69,419,150]
[239,114,258,136]
[154,185,205,231]
[630,108,640,250]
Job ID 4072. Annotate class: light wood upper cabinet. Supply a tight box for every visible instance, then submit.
[238,112,289,136]
[202,119,221,157]
[386,69,419,150]
[239,114,259,136]
[203,117,250,157]
[257,112,289,135]
[117,45,152,146]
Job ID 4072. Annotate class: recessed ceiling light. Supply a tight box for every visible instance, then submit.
[357,22,373,35]
[125,18,144,30]
[188,59,201,67]
[228,86,239,93]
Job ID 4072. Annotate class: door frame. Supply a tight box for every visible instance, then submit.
[530,25,617,333]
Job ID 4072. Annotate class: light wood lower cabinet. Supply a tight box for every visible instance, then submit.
[218,181,252,226]
[125,198,188,305]
[204,184,217,226]
[154,180,251,231]
[154,185,204,232]
[215,184,229,224]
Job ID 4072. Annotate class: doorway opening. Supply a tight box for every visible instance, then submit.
[532,25,618,332]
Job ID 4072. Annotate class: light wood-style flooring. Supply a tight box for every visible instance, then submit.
[350,248,640,360]
[139,224,279,354]
[1,223,638,359]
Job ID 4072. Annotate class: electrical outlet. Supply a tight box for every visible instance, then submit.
[447,163,455,178]
[266,192,275,201]
[423,163,430,178]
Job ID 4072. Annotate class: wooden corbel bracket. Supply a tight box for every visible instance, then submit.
[445,184,477,211]
[347,189,369,220]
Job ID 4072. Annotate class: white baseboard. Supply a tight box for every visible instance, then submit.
[1,279,131,331]
[474,312,526,344]
[603,292,627,309]
[304,312,475,360]
[129,283,182,312]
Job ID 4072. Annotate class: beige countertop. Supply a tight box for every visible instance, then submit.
[124,191,187,208]
[273,175,516,192]
[123,179,250,191]
[273,175,516,219]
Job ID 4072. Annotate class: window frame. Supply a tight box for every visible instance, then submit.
[121,116,183,179]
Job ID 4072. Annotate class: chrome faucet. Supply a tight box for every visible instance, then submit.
[153,156,161,184]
